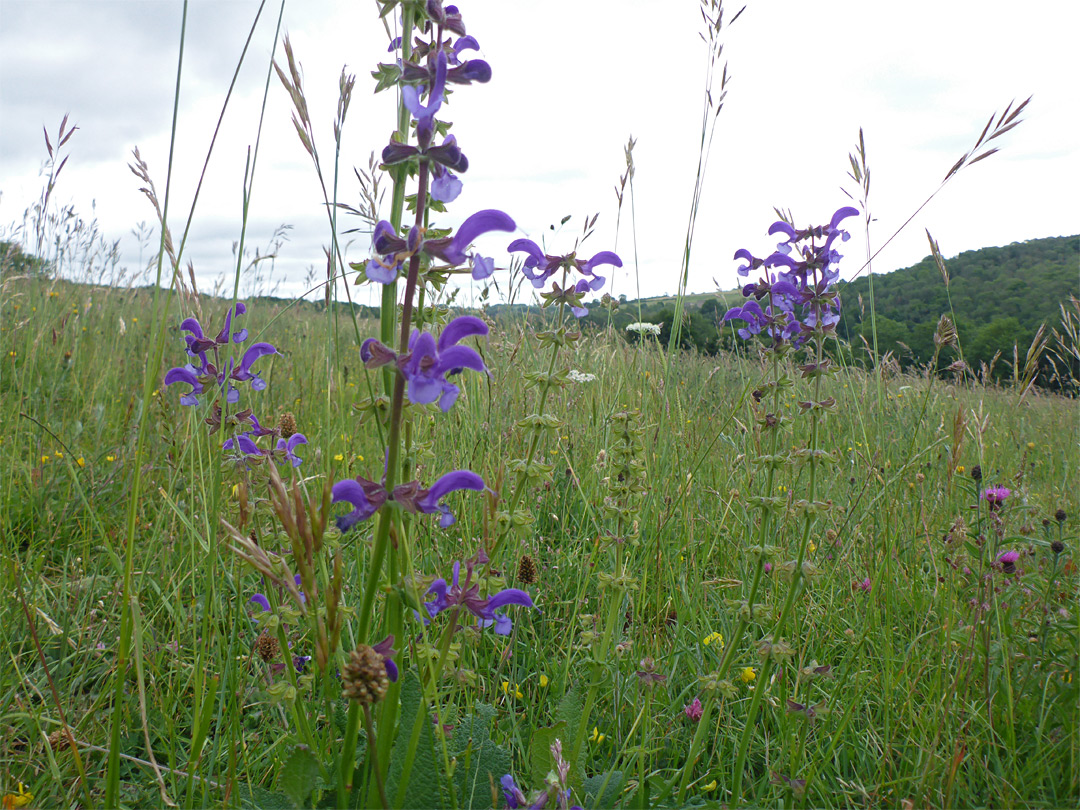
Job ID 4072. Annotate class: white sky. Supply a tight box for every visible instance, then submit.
[1,0,1077,308]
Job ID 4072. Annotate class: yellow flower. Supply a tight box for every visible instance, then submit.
[40,455,50,464]
[357,454,364,462]
[588,727,605,744]
[702,632,724,648]
[501,681,523,699]
[2,783,34,809]
[956,465,965,474]
[7,351,14,358]
[539,674,549,688]
[334,453,345,462]
[739,666,757,684]
[1026,441,1035,450]
[702,780,717,793]
[76,457,85,468]
[807,540,817,553]
[106,454,116,462]
[54,450,63,458]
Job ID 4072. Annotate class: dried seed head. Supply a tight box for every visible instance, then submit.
[278,412,298,439]
[1051,539,1065,555]
[934,314,958,349]
[1055,508,1067,524]
[971,465,982,482]
[342,644,389,705]
[254,631,280,663]
[517,554,539,585]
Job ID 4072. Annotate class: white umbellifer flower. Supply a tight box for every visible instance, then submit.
[626,322,661,336]
[568,369,597,383]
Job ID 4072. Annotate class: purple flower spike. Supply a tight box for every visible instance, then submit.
[277,433,307,467]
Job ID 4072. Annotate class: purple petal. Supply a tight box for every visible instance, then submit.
[234,342,277,379]
[438,315,488,350]
[471,254,495,280]
[437,345,486,375]
[431,170,463,203]
[423,470,485,506]
[250,594,271,612]
[365,257,400,285]
[442,209,516,266]
[583,251,622,272]
[830,206,861,229]
[486,588,534,612]
[507,238,544,265]
[768,221,798,241]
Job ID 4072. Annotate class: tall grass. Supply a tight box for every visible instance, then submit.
[0,2,1076,809]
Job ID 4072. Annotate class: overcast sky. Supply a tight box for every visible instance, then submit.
[1,0,1076,309]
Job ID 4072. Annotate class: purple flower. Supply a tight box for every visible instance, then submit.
[982,486,1011,510]
[330,477,388,532]
[684,697,703,722]
[332,469,485,531]
[361,315,489,411]
[164,304,276,407]
[425,552,534,634]
[373,634,399,682]
[501,774,528,809]
[425,209,516,267]
[363,210,514,284]
[402,50,447,147]
[276,433,307,467]
[997,550,1020,574]
[507,239,622,293]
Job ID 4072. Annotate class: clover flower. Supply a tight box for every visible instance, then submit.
[361,315,489,411]
[423,551,534,635]
[684,696,703,722]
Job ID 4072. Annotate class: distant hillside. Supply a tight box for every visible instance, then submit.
[836,235,1078,378]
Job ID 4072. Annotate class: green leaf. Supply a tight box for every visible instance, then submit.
[279,747,320,809]
[529,722,566,789]
[452,705,508,809]
[584,770,625,808]
[386,673,443,809]
[240,786,293,810]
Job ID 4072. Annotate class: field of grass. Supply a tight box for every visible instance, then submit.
[1,2,1077,808]
[0,276,1076,808]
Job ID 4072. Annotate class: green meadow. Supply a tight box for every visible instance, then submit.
[1,1,1077,808]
